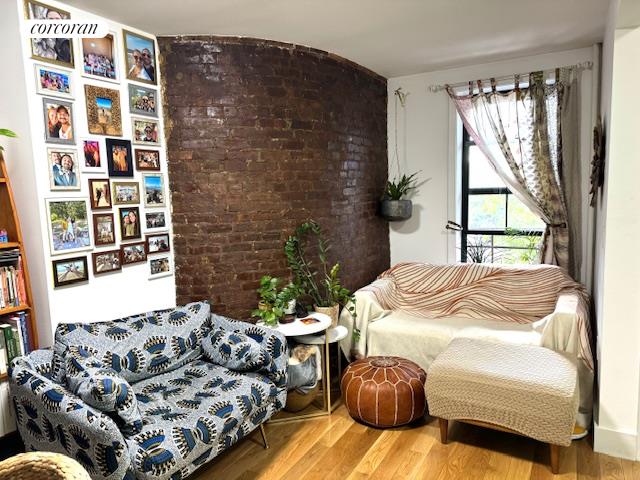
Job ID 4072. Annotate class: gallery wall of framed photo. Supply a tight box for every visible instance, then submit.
[1,0,177,343]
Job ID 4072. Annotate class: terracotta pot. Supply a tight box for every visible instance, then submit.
[314,303,339,327]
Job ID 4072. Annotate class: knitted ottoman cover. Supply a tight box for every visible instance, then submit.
[341,356,426,427]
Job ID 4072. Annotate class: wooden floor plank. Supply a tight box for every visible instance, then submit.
[190,405,640,480]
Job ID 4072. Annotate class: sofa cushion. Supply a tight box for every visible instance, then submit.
[54,302,211,383]
[126,359,280,479]
[65,354,143,434]
[202,330,273,372]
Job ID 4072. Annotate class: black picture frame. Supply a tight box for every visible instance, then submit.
[52,256,88,287]
[105,138,133,177]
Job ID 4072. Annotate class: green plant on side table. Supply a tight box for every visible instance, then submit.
[381,172,419,221]
[284,220,356,328]
[251,275,300,327]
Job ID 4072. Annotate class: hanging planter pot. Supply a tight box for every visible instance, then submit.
[380,199,413,221]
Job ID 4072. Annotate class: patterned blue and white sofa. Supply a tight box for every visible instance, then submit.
[8,301,288,480]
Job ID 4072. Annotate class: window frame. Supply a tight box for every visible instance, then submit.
[460,127,542,262]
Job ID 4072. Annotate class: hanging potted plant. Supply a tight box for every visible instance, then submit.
[284,221,352,327]
[380,172,419,221]
[381,87,420,221]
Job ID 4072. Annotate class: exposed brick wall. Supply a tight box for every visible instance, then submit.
[159,36,389,319]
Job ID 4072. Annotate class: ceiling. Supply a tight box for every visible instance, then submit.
[64,0,610,78]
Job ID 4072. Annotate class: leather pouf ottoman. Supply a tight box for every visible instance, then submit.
[341,356,426,427]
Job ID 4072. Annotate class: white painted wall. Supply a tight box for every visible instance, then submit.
[592,0,640,461]
[387,47,596,289]
[1,0,176,347]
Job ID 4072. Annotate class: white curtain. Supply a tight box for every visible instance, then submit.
[447,69,581,279]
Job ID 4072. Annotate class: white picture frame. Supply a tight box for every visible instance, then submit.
[131,117,160,146]
[148,254,173,279]
[80,137,106,173]
[45,197,93,256]
[34,63,74,99]
[80,33,120,84]
[142,173,165,207]
[47,147,81,191]
[144,210,167,233]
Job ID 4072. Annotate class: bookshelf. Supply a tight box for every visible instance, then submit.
[0,152,37,381]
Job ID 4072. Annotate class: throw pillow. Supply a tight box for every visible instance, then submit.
[65,353,142,433]
[202,330,272,373]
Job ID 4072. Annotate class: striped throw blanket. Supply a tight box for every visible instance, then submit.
[362,262,593,370]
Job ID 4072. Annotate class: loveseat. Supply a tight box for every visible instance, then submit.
[338,262,594,428]
[9,301,288,480]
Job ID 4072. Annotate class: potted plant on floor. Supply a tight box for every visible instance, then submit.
[284,220,353,327]
[380,172,419,221]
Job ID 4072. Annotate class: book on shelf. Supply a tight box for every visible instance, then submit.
[0,331,6,376]
[7,313,29,355]
[0,250,27,309]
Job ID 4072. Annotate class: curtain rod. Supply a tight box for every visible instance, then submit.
[427,61,593,93]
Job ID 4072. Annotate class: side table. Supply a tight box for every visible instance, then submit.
[259,313,347,423]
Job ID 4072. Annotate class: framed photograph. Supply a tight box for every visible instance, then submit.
[132,118,160,145]
[118,206,141,241]
[128,85,157,117]
[47,147,80,191]
[146,233,170,254]
[52,256,88,288]
[85,85,122,136]
[93,213,115,246]
[145,210,167,232]
[148,255,172,279]
[81,139,104,172]
[42,98,74,144]
[88,178,112,209]
[134,149,160,171]
[106,138,133,177]
[45,198,92,255]
[25,1,74,68]
[123,30,157,85]
[34,63,72,98]
[112,181,140,205]
[121,242,147,265]
[142,173,165,207]
[81,34,117,82]
[92,250,122,275]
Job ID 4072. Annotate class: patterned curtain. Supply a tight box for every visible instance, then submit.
[447,69,580,278]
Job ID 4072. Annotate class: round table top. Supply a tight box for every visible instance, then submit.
[293,325,348,345]
[257,312,331,337]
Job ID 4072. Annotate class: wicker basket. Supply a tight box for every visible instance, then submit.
[0,452,91,480]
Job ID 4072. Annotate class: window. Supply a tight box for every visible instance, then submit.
[460,127,544,264]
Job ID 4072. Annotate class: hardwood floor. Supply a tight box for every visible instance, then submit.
[192,406,640,480]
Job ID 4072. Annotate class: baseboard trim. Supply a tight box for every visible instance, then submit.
[594,422,638,460]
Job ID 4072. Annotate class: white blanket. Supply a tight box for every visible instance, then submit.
[339,289,593,428]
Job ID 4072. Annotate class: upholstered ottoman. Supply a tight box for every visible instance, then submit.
[426,338,579,474]
[341,356,426,427]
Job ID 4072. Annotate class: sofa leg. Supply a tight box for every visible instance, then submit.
[439,418,448,444]
[549,443,559,474]
[259,424,269,449]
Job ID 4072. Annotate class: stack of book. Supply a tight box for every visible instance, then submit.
[0,249,27,309]
[0,311,31,375]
